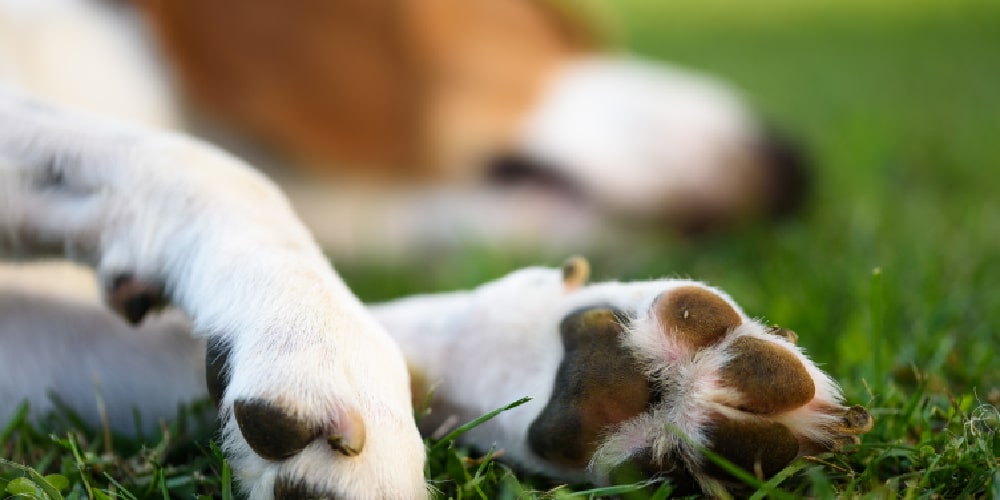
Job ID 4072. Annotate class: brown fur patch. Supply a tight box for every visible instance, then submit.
[608,450,699,496]
[528,306,650,467]
[138,0,595,177]
[721,337,815,414]
[273,477,335,500]
[705,416,799,479]
[656,286,742,350]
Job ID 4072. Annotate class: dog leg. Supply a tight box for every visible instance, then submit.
[0,89,426,499]
[373,257,871,495]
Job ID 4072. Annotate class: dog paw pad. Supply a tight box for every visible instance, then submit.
[107,273,166,325]
[234,399,319,460]
[273,477,334,500]
[233,399,367,461]
[720,336,815,414]
[705,417,799,478]
[656,286,742,349]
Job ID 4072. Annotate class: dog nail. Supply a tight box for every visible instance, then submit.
[327,407,366,456]
[838,405,873,434]
[721,336,815,414]
[234,399,318,460]
[656,286,741,349]
[530,306,648,467]
[561,255,590,290]
[766,325,799,345]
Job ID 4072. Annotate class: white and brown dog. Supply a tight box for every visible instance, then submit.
[0,0,853,498]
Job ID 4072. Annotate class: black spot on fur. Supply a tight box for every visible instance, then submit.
[721,336,814,415]
[234,399,318,460]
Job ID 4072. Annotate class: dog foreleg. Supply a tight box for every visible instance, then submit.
[0,88,427,499]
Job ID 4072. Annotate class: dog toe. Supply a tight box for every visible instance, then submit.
[234,399,321,460]
[273,477,337,500]
[234,399,366,461]
[106,273,167,325]
[720,336,815,415]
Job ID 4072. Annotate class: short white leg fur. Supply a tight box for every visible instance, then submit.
[0,88,426,499]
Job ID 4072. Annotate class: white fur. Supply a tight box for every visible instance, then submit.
[0,89,426,499]
[519,56,766,219]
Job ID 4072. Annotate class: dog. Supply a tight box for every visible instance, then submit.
[0,0,851,496]
[0,0,808,259]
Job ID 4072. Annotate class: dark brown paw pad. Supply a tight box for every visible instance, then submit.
[720,336,815,414]
[655,286,743,349]
[234,399,366,461]
[274,477,337,500]
[705,416,800,479]
[108,273,167,325]
[529,306,651,467]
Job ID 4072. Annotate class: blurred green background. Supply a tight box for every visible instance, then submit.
[341,0,1000,400]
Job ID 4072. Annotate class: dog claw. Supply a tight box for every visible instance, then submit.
[327,407,366,456]
[837,405,873,434]
[562,255,590,290]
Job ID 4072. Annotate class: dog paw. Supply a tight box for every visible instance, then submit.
[0,95,427,498]
[531,282,871,493]
[205,325,426,499]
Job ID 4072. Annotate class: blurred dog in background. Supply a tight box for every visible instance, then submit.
[0,0,808,258]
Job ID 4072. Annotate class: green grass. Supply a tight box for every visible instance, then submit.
[4,0,1000,497]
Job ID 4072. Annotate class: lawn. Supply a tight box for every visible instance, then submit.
[4,0,999,497]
